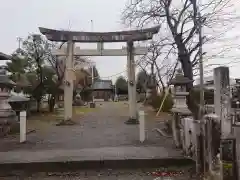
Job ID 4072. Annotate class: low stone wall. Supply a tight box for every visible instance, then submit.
[179,113,221,171]
[180,117,196,158]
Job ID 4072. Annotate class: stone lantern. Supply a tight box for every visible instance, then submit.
[170,69,192,115]
[0,68,17,135]
[169,69,193,148]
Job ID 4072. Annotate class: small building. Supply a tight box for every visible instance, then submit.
[92,80,113,101]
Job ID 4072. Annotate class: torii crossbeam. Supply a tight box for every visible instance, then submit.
[39,26,160,42]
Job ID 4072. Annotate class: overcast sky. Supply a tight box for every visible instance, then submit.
[0,0,130,83]
[0,0,240,83]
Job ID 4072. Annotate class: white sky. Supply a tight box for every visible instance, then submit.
[0,0,240,83]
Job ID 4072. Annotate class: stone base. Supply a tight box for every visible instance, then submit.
[73,99,84,106]
[0,110,16,120]
[0,115,18,137]
[124,118,139,125]
[89,102,96,108]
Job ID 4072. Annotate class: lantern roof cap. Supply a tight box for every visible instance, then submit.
[169,69,193,85]
[0,68,16,86]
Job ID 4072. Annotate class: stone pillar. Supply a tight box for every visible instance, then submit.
[214,66,232,137]
[204,114,217,172]
[64,40,74,121]
[214,67,238,180]
[125,41,138,124]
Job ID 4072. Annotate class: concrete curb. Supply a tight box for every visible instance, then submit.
[0,158,195,176]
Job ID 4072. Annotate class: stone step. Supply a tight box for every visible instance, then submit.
[0,146,194,176]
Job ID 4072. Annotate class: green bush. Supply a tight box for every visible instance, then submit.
[149,92,174,112]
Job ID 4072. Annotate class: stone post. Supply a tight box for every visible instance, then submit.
[64,40,74,121]
[214,66,232,137]
[125,41,138,124]
[139,110,145,142]
[20,111,26,143]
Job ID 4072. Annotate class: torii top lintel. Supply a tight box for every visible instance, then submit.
[38,25,160,43]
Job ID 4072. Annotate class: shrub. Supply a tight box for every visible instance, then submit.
[149,92,173,112]
[189,88,214,105]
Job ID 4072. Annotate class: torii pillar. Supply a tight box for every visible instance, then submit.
[125,41,138,124]
[64,40,74,121]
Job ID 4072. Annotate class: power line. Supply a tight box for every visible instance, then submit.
[91,57,146,80]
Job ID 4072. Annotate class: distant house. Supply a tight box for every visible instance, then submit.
[92,80,113,101]
[194,75,236,90]
[194,75,240,110]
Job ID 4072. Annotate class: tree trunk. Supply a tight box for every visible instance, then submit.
[36,99,41,112]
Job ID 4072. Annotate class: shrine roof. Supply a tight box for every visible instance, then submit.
[0,52,11,60]
[93,80,112,90]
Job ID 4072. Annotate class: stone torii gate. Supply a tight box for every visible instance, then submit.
[39,26,160,124]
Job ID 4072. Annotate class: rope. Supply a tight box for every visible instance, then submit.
[156,87,170,116]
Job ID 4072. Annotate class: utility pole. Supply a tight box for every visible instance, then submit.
[91,20,93,32]
[196,7,206,176]
[91,19,95,102]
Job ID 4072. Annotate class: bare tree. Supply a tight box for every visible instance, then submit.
[125,0,232,81]
[123,0,234,114]
[137,40,178,91]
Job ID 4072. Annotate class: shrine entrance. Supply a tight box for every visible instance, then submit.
[39,26,160,124]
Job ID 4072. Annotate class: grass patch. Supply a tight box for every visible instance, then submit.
[73,106,98,115]
[26,111,60,131]
[26,107,98,130]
